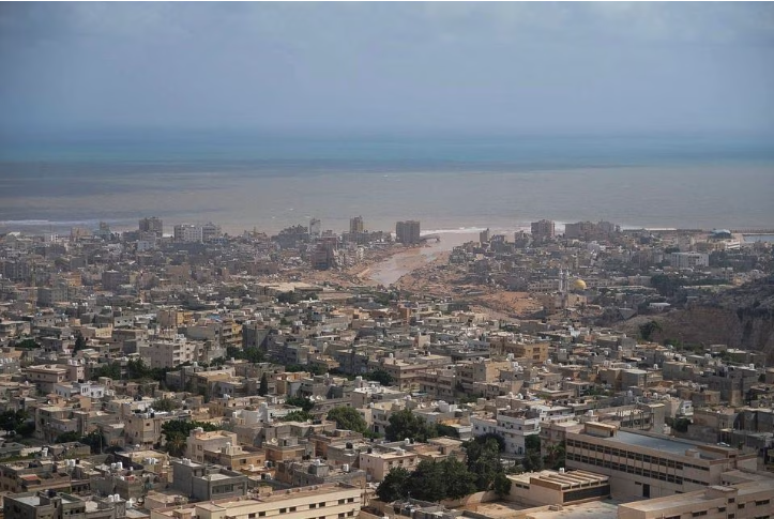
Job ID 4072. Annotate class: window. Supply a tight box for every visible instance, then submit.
[739,505,745,510]
[280,509,287,514]
[348,513,355,517]
[347,498,355,503]
[249,514,256,518]
[719,508,726,513]
[259,513,266,517]
[289,508,296,512]
[756,501,770,507]
[338,500,345,505]
[319,503,326,508]
[310,504,317,509]
[692,512,707,517]
[339,514,345,518]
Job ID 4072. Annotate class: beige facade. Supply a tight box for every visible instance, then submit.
[358,448,419,482]
[150,483,361,519]
[566,423,758,501]
[508,470,610,506]
[186,428,238,463]
[619,479,774,519]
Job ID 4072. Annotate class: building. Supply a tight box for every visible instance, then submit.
[349,216,364,235]
[507,469,610,506]
[531,220,556,243]
[171,458,247,502]
[358,445,419,482]
[4,492,127,519]
[618,478,774,519]
[565,422,758,501]
[668,252,710,270]
[396,221,421,245]
[143,335,197,369]
[186,427,239,463]
[173,225,203,243]
[309,218,321,240]
[201,222,222,242]
[139,217,164,237]
[150,483,361,519]
[471,409,541,456]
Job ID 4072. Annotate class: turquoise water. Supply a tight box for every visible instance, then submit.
[1,131,773,234]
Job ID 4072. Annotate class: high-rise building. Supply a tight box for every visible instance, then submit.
[396,220,421,245]
[309,218,321,239]
[349,216,364,234]
[531,219,556,243]
[139,216,164,237]
[173,224,203,243]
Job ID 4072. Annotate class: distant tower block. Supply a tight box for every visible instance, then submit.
[396,220,421,245]
[350,216,364,234]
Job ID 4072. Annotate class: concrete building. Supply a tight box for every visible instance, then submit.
[471,409,541,456]
[4,492,127,519]
[173,225,203,243]
[143,335,197,369]
[507,469,610,506]
[171,458,247,501]
[565,422,758,501]
[619,478,774,519]
[150,483,361,519]
[139,217,164,237]
[531,220,556,243]
[186,428,239,463]
[349,216,364,235]
[668,252,710,270]
[396,221,421,245]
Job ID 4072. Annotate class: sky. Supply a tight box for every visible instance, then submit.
[1,2,773,136]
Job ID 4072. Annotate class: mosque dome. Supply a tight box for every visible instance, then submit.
[572,279,587,290]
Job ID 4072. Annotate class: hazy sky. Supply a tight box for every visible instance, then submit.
[1,2,773,135]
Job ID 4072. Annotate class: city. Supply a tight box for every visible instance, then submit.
[0,214,772,519]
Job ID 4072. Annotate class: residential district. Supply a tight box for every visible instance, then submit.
[0,216,773,519]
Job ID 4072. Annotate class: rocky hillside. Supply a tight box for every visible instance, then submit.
[619,276,774,362]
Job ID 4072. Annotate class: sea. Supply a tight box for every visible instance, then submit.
[1,131,773,236]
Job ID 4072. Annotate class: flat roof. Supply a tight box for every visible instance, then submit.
[607,430,697,457]
[526,500,618,519]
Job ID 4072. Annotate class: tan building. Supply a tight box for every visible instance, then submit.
[150,483,361,519]
[619,478,774,519]
[143,336,197,369]
[507,469,610,506]
[358,447,419,483]
[566,423,758,501]
[186,428,238,463]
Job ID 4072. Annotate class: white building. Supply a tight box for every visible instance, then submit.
[173,224,204,243]
[471,409,541,456]
[668,252,709,270]
[53,381,106,399]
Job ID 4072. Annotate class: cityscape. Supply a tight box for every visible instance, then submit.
[1,4,774,519]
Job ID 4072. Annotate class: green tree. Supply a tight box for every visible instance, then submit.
[436,424,460,438]
[73,332,87,353]
[90,362,122,381]
[152,397,179,412]
[15,338,40,350]
[639,320,662,342]
[365,368,394,386]
[258,373,269,396]
[385,409,437,442]
[286,395,315,412]
[466,437,503,491]
[523,435,543,472]
[441,457,478,500]
[327,406,368,433]
[376,467,410,502]
[55,431,81,443]
[408,460,447,502]
[161,420,220,456]
[282,410,312,422]
[81,430,105,454]
[544,442,566,470]
[493,473,512,497]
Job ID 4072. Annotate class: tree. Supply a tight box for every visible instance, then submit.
[544,442,566,470]
[282,410,312,422]
[258,373,269,396]
[365,368,394,386]
[90,362,122,381]
[523,435,543,472]
[441,457,478,500]
[73,332,87,353]
[152,397,179,412]
[161,420,219,456]
[466,437,503,491]
[493,473,512,497]
[377,467,410,502]
[385,409,437,442]
[408,460,447,502]
[55,431,81,443]
[81,430,105,454]
[286,395,315,412]
[327,406,368,434]
[15,338,40,350]
[436,424,460,438]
